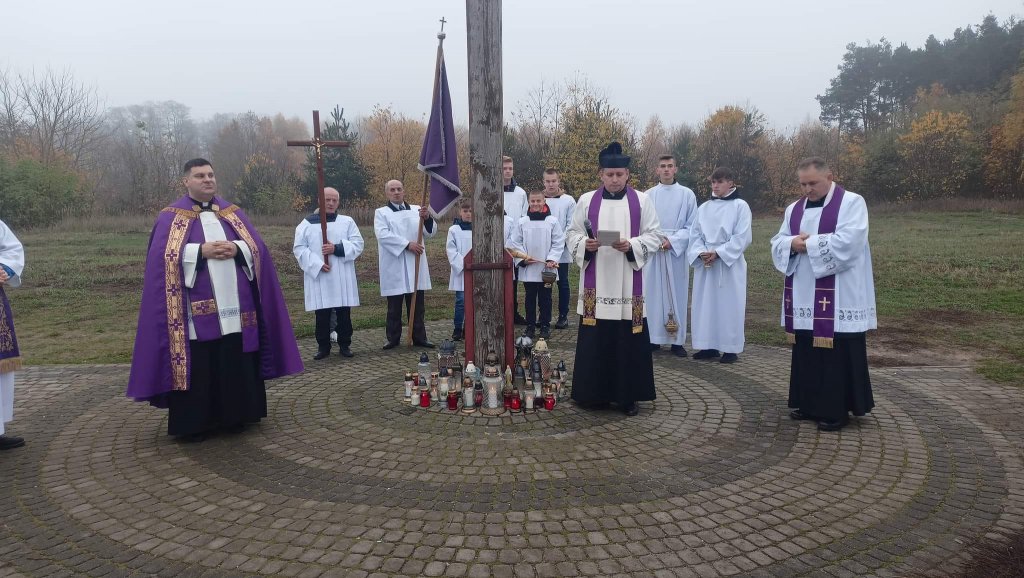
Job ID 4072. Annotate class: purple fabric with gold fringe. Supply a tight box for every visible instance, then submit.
[784,186,846,348]
[0,287,20,374]
[126,195,303,405]
[583,186,644,333]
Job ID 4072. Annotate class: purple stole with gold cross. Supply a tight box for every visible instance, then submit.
[784,186,845,348]
[583,186,644,333]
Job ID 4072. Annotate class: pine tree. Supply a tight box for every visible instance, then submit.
[301,105,371,209]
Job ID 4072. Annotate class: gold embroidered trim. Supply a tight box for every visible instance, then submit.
[165,212,192,391]
[582,288,597,326]
[0,308,13,352]
[631,295,644,334]
[813,336,834,349]
[0,357,20,374]
[161,207,199,219]
[221,211,260,285]
[242,311,258,328]
[191,299,218,316]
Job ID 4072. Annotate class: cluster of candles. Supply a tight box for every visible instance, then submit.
[402,338,569,415]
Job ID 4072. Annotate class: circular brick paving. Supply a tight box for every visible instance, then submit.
[1,322,1022,577]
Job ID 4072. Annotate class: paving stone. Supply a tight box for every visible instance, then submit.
[0,331,1020,577]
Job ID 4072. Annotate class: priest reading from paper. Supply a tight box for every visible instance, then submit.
[566,142,662,417]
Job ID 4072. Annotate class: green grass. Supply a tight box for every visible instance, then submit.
[8,210,1024,386]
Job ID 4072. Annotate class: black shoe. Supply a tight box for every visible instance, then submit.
[524,326,536,339]
[452,328,464,341]
[623,403,640,416]
[382,341,399,350]
[339,347,354,358]
[554,317,569,329]
[539,326,551,339]
[414,340,435,349]
[692,349,720,360]
[720,353,738,364]
[0,435,25,450]
[514,314,528,326]
[789,409,814,421]
[650,344,662,352]
[313,350,330,360]
[671,345,687,357]
[817,417,849,432]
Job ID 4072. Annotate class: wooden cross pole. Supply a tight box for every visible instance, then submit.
[287,110,350,246]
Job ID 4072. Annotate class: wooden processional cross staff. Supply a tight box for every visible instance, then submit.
[287,110,350,246]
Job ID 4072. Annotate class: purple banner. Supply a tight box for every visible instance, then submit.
[417,49,462,218]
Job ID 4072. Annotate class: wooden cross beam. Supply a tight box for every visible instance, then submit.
[287,110,350,246]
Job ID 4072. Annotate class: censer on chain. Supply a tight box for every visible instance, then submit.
[661,249,679,338]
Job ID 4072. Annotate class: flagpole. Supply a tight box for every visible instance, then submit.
[408,24,447,347]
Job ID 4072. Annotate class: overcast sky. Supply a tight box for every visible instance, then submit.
[3,0,1021,132]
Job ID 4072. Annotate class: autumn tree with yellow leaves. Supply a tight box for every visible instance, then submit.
[899,110,978,200]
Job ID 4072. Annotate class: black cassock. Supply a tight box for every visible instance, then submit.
[571,318,656,406]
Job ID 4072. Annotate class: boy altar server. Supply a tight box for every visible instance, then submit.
[512,190,564,339]
[687,167,752,364]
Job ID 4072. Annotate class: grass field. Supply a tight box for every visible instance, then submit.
[8,209,1023,386]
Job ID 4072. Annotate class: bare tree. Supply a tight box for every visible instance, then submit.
[14,68,107,168]
[0,69,26,157]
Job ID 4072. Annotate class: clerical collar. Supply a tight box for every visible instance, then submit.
[503,178,518,193]
[804,182,836,209]
[711,188,740,201]
[388,202,410,212]
[602,188,627,200]
[189,197,216,212]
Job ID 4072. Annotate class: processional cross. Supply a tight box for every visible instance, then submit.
[287,110,350,246]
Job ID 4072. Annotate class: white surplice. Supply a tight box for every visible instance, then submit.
[446,224,472,291]
[545,194,577,264]
[374,204,436,297]
[567,190,662,320]
[181,212,255,339]
[0,218,24,436]
[512,215,565,283]
[769,183,877,333]
[643,182,698,346]
[504,186,528,224]
[686,190,752,353]
[293,214,364,311]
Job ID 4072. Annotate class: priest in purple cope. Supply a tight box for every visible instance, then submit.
[770,156,876,432]
[127,158,303,442]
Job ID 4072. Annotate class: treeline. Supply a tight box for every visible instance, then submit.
[1,13,1021,229]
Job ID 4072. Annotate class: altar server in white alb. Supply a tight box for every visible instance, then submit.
[512,189,565,339]
[0,218,25,450]
[543,168,577,329]
[687,167,752,364]
[771,156,875,432]
[375,179,436,349]
[293,187,364,360]
[502,156,530,325]
[643,154,697,357]
[446,198,474,342]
